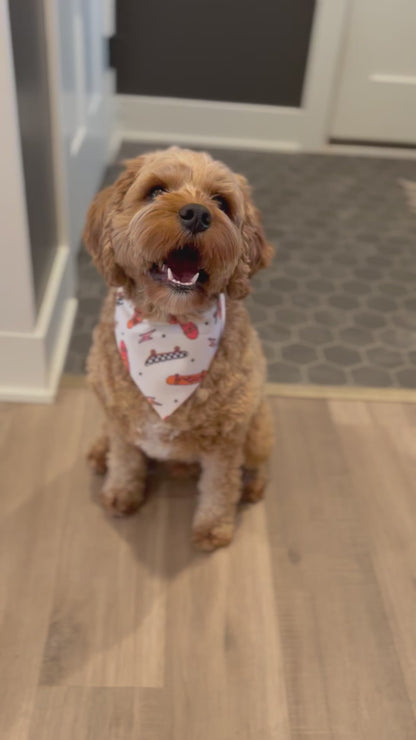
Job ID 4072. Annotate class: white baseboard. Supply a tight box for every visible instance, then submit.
[0,245,77,403]
[117,94,302,153]
[321,142,416,160]
[117,128,300,154]
[116,94,416,159]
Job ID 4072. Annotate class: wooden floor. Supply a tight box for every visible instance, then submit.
[1,388,416,739]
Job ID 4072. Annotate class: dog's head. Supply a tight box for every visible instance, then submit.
[84,147,273,315]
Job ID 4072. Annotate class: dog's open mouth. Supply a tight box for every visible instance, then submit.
[150,246,208,291]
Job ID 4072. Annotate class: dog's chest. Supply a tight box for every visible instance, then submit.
[136,419,191,461]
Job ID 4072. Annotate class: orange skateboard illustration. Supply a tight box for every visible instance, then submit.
[127,309,143,328]
[119,340,129,371]
[213,297,223,322]
[166,370,207,385]
[169,316,199,340]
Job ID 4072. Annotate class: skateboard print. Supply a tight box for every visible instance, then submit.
[146,396,162,407]
[166,370,207,386]
[213,297,223,323]
[145,346,188,366]
[119,340,129,372]
[139,329,156,343]
[127,308,143,328]
[169,316,199,340]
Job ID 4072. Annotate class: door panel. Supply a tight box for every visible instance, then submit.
[115,0,316,107]
[331,0,416,145]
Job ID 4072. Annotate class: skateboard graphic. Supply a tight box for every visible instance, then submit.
[138,329,156,343]
[119,340,129,372]
[166,370,207,386]
[145,346,188,366]
[213,297,223,323]
[168,316,199,340]
[146,396,162,407]
[127,308,144,329]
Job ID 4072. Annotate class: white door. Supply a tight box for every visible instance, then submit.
[331,0,416,145]
[52,0,115,252]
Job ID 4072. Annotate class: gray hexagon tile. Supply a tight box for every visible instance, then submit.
[324,346,362,367]
[366,347,404,369]
[339,326,374,347]
[298,325,334,345]
[282,343,318,364]
[308,363,347,385]
[396,369,416,388]
[65,142,416,389]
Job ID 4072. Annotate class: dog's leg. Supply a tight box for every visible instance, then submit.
[241,399,273,503]
[87,432,109,474]
[192,449,243,551]
[101,429,147,516]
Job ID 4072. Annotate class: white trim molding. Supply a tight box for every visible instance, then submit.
[370,74,416,86]
[0,246,77,403]
[117,0,349,152]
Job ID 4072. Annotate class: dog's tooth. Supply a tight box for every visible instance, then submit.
[167,267,198,287]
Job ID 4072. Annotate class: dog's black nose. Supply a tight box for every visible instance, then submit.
[179,203,211,233]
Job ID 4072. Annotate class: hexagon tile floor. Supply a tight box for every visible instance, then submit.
[65,142,416,389]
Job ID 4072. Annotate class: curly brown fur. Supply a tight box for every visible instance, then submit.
[84,147,274,550]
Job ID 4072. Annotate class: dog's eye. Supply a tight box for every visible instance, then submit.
[212,195,230,216]
[147,185,167,200]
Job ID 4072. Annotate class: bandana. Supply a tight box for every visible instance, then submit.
[114,290,226,419]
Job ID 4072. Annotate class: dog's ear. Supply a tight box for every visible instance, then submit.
[239,174,274,275]
[83,157,144,286]
[227,174,274,299]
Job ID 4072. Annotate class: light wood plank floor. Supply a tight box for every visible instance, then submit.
[1,387,416,739]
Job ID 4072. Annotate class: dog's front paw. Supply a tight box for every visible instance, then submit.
[87,435,109,475]
[100,485,143,517]
[192,520,234,552]
[241,467,267,503]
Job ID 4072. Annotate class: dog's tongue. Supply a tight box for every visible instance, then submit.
[166,247,200,282]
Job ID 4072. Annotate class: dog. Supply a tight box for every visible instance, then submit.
[84,147,274,550]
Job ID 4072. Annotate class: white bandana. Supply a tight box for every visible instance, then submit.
[114,290,226,419]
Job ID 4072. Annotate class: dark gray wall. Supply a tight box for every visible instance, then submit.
[8,0,58,311]
[115,0,316,107]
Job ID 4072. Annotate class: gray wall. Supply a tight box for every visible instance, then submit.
[115,0,316,107]
[8,0,58,311]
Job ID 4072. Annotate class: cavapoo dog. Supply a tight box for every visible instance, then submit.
[85,147,274,550]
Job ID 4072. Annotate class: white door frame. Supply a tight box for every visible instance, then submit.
[117,0,349,152]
